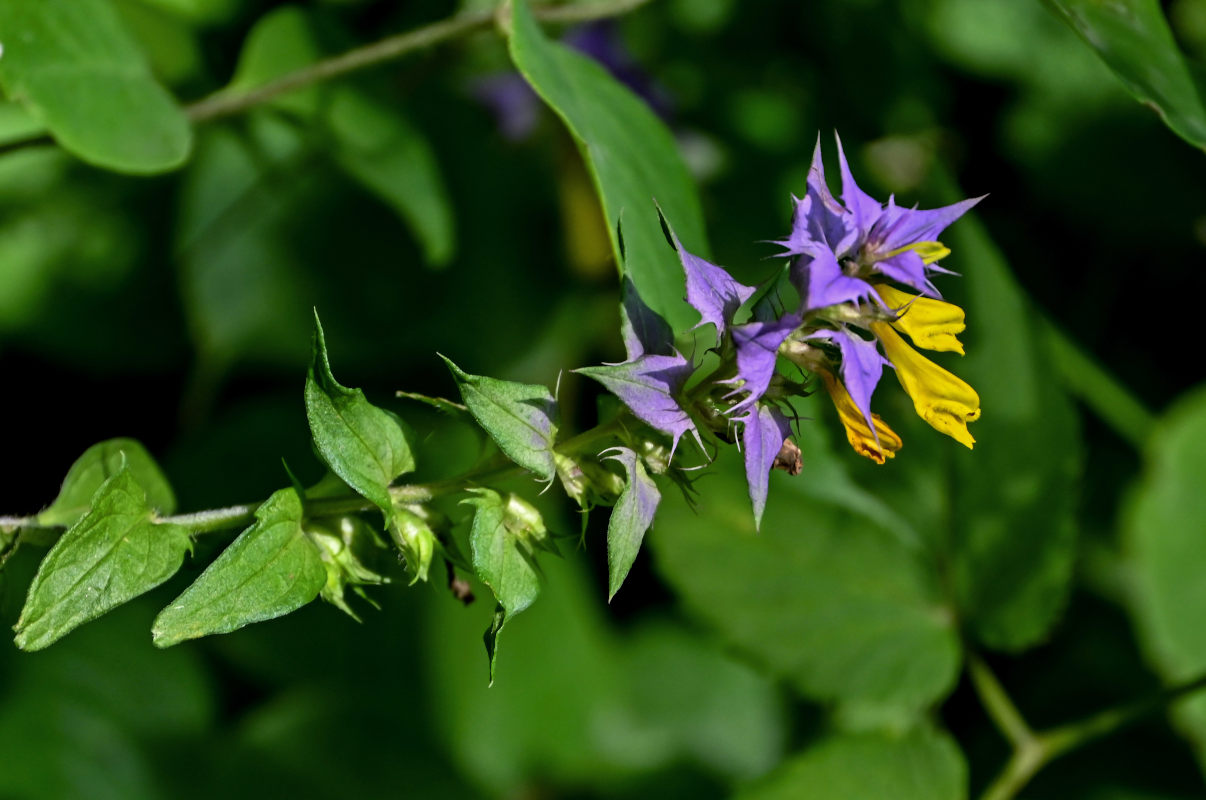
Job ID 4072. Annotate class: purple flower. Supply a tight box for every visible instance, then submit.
[806,327,891,443]
[577,355,700,458]
[775,135,984,302]
[739,403,792,530]
[670,225,756,338]
[726,315,801,413]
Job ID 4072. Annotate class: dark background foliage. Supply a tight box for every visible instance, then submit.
[2,0,1206,797]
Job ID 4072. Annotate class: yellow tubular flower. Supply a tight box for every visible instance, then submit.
[819,371,903,464]
[871,322,980,449]
[873,283,966,355]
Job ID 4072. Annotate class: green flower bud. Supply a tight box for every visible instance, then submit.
[502,493,559,555]
[306,517,388,620]
[389,506,436,585]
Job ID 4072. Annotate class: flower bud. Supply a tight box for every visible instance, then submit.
[389,506,436,585]
[502,493,559,555]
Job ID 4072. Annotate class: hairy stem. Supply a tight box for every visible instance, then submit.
[974,656,1206,800]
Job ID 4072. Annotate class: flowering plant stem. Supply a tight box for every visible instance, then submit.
[971,652,1206,800]
[0,0,655,159]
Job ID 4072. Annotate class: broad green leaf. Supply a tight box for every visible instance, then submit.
[176,117,312,368]
[1044,0,1206,151]
[602,446,660,600]
[426,552,786,789]
[441,355,559,482]
[0,0,191,173]
[650,447,960,717]
[464,488,542,684]
[152,488,325,646]
[1125,386,1206,768]
[940,177,1083,651]
[329,89,456,267]
[15,466,192,651]
[506,0,709,333]
[737,727,966,800]
[38,438,176,528]
[306,312,415,523]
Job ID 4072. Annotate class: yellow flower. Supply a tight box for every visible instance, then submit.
[873,283,966,355]
[819,370,902,464]
[871,322,980,449]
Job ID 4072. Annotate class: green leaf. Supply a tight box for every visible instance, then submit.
[305,312,415,523]
[0,0,192,173]
[226,6,322,117]
[152,487,325,646]
[14,466,192,651]
[649,446,961,718]
[1044,0,1206,151]
[939,175,1083,651]
[506,0,709,333]
[38,438,176,528]
[736,727,966,800]
[1125,386,1206,767]
[602,446,661,601]
[464,488,542,684]
[441,355,559,482]
[329,89,456,267]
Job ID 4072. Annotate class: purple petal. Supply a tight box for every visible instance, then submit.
[772,140,860,260]
[796,248,880,312]
[835,133,882,241]
[727,315,801,412]
[871,195,984,254]
[808,328,889,442]
[739,404,792,530]
[575,354,700,457]
[874,249,940,298]
[675,235,755,337]
[619,277,673,359]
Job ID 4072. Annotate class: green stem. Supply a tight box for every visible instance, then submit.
[974,655,1206,800]
[0,0,656,159]
[1041,318,1155,449]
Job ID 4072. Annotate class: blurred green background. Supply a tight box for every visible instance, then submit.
[3,0,1206,797]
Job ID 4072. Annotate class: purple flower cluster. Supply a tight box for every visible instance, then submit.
[583,134,984,528]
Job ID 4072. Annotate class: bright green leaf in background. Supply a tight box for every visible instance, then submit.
[152,488,325,647]
[441,355,559,482]
[219,5,455,266]
[0,0,192,173]
[1044,0,1206,151]
[737,727,966,800]
[305,312,415,524]
[506,0,709,333]
[37,438,175,528]
[1126,386,1206,769]
[15,466,192,651]
[651,447,961,720]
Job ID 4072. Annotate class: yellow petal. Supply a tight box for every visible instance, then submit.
[873,283,966,355]
[872,322,980,449]
[819,371,903,464]
[884,240,950,265]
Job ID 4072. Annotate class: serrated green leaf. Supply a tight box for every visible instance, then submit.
[939,175,1082,651]
[441,355,559,482]
[152,487,325,647]
[38,438,176,528]
[329,89,456,267]
[305,312,415,524]
[464,488,542,684]
[506,0,709,333]
[0,0,192,173]
[650,447,960,717]
[602,447,660,601]
[1125,386,1206,769]
[736,727,966,800]
[15,466,192,651]
[1045,0,1206,151]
